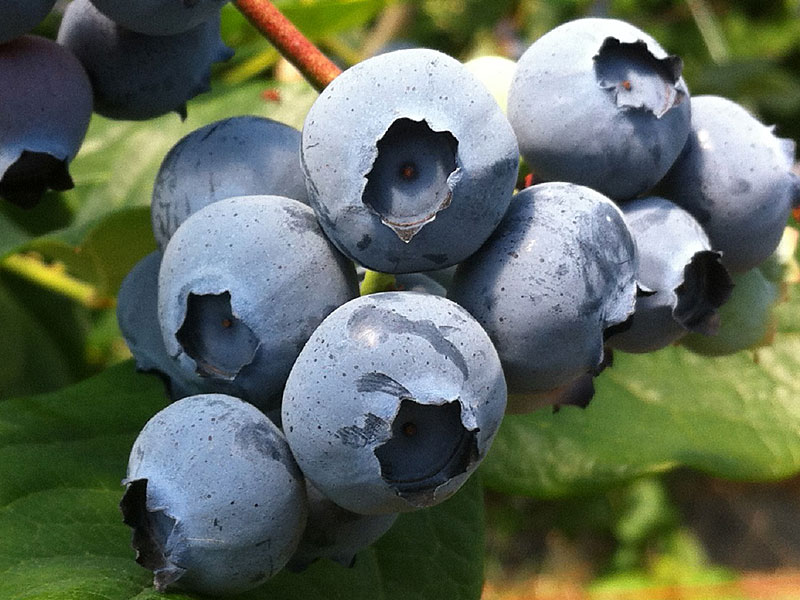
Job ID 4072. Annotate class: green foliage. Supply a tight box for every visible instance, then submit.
[0,275,80,398]
[591,528,738,597]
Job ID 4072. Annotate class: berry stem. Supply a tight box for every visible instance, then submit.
[232,0,342,92]
[360,270,396,296]
[1,253,113,309]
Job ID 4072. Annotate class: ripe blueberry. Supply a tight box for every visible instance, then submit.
[301,48,519,273]
[0,35,92,208]
[606,196,733,353]
[448,182,638,395]
[151,116,308,251]
[507,18,691,200]
[58,0,233,121]
[88,0,228,36]
[117,250,228,400]
[122,394,307,595]
[656,95,800,273]
[282,291,506,514]
[287,480,397,571]
[0,0,57,43]
[158,195,359,412]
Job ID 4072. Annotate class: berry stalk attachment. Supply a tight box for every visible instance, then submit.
[233,0,341,91]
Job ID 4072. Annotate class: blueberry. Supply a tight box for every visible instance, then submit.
[282,291,506,514]
[151,116,308,251]
[656,95,800,273]
[57,0,233,121]
[121,394,307,595]
[287,480,398,571]
[0,0,57,44]
[606,196,733,353]
[88,0,228,36]
[0,35,92,208]
[424,265,458,290]
[158,195,359,412]
[301,48,519,273]
[447,182,638,395]
[117,250,227,400]
[507,18,691,200]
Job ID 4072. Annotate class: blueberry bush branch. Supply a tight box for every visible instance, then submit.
[0,252,112,309]
[359,269,397,296]
[232,0,342,92]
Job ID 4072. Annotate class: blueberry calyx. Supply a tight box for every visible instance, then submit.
[550,374,597,413]
[673,250,735,335]
[0,150,74,208]
[176,291,260,380]
[120,478,186,592]
[363,118,460,243]
[374,397,479,505]
[594,37,686,118]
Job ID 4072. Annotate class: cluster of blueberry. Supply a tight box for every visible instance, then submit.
[0,0,230,207]
[3,4,800,597]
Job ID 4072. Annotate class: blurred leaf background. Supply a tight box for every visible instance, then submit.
[2,1,800,599]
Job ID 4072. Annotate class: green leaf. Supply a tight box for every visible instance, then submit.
[0,272,91,399]
[277,0,388,40]
[0,278,72,399]
[0,217,31,258]
[591,529,736,596]
[481,284,800,498]
[373,474,485,600]
[0,194,73,257]
[0,362,484,600]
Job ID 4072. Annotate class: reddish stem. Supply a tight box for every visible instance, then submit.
[233,0,342,92]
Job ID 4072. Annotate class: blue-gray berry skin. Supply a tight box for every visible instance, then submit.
[287,480,397,571]
[57,0,233,121]
[0,36,92,208]
[121,394,307,596]
[88,0,228,36]
[508,18,691,200]
[282,291,507,515]
[393,273,447,296]
[151,116,308,251]
[606,196,733,353]
[0,0,57,43]
[448,182,638,395]
[656,95,800,273]
[424,265,458,290]
[158,195,359,412]
[301,48,519,274]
